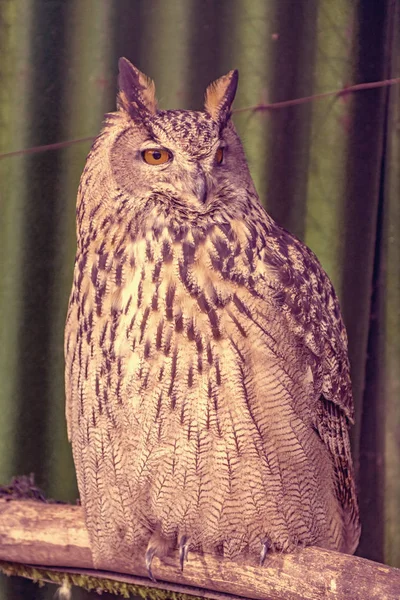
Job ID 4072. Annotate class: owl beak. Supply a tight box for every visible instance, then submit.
[192,167,208,204]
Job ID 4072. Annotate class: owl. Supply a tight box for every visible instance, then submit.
[65,58,360,579]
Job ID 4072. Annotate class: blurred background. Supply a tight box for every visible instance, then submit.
[0,0,399,597]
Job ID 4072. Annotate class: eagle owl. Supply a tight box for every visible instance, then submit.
[65,58,360,577]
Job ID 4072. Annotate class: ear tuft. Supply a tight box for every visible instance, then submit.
[117,57,157,118]
[204,70,238,123]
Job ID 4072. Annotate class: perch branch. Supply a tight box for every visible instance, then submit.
[0,498,400,599]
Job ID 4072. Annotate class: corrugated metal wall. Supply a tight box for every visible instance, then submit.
[0,1,399,597]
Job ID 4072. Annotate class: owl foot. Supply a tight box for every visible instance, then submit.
[178,535,190,571]
[260,540,270,566]
[145,529,173,581]
[145,546,157,582]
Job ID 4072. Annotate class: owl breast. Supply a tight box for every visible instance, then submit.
[66,212,347,567]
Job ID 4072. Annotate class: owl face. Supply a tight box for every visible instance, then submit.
[77,59,256,240]
[73,58,254,228]
[109,108,251,214]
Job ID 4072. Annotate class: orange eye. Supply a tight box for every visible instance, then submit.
[216,147,224,164]
[142,148,171,165]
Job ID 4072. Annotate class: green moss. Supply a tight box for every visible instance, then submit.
[0,561,206,600]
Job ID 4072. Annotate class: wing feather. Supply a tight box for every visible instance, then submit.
[261,224,360,551]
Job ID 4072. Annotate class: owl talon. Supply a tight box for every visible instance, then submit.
[260,540,269,566]
[145,546,157,582]
[178,535,190,571]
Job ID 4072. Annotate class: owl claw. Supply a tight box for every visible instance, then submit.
[260,540,269,566]
[178,535,190,571]
[145,546,157,582]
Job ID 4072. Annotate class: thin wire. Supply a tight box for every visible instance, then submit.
[1,78,399,160]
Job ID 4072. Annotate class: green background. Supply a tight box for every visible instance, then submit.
[0,0,399,597]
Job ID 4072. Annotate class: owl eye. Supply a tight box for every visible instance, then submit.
[216,147,224,165]
[142,148,172,165]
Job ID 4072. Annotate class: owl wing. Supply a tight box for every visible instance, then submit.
[65,259,83,446]
[65,291,75,443]
[262,225,360,552]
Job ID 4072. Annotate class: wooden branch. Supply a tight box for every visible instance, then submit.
[1,499,400,600]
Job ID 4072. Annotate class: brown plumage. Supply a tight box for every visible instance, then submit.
[65,58,360,576]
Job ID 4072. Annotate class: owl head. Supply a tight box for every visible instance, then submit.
[77,59,257,239]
